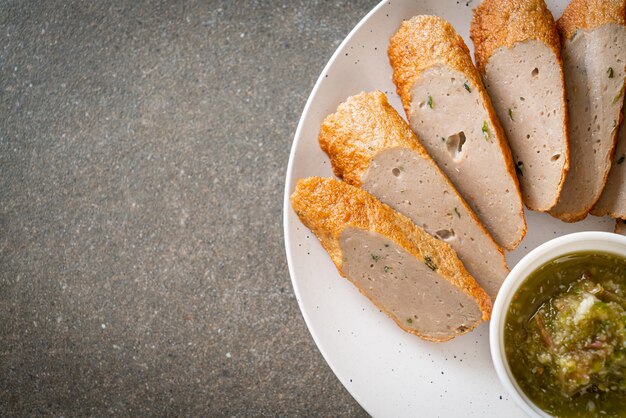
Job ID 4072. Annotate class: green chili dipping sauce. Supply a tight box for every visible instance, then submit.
[505,252,626,418]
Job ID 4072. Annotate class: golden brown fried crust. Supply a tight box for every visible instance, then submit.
[318,91,424,187]
[388,15,527,250]
[558,0,626,41]
[470,0,561,73]
[291,177,492,342]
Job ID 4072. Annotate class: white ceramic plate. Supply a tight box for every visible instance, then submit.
[283,1,614,416]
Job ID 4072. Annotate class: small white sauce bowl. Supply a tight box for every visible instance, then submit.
[490,231,626,418]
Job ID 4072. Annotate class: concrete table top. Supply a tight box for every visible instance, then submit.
[1,1,376,415]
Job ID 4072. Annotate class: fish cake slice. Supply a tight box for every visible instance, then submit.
[550,0,626,221]
[471,0,570,212]
[291,177,492,342]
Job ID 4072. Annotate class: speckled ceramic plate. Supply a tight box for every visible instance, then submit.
[283,1,614,416]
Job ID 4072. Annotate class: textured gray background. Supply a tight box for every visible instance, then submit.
[0,1,376,415]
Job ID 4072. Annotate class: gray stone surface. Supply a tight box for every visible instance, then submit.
[0,1,376,415]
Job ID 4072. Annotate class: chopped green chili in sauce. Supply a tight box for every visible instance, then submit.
[505,252,626,417]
